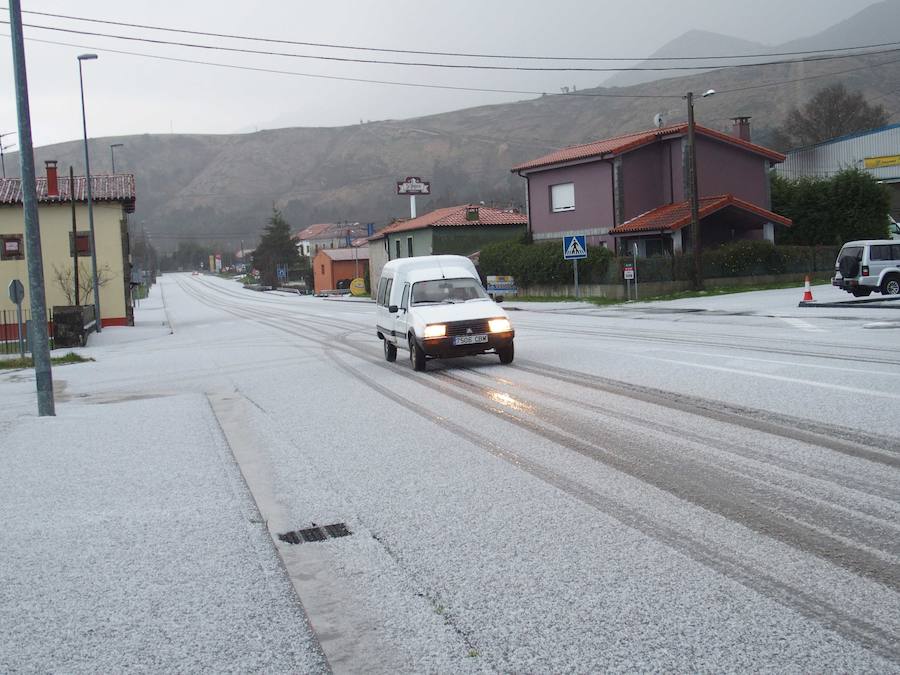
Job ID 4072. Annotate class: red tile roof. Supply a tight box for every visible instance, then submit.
[511,123,785,173]
[0,174,136,212]
[609,195,792,234]
[371,204,526,238]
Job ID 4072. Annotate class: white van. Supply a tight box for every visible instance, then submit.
[375,255,515,371]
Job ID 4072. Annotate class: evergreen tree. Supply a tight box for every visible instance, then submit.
[252,208,300,286]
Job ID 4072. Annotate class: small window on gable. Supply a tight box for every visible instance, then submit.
[407,236,413,257]
[550,182,575,213]
[395,239,401,259]
[1,234,24,261]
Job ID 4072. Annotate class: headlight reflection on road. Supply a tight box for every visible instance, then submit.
[487,389,534,413]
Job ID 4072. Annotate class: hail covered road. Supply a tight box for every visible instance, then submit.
[85,274,900,670]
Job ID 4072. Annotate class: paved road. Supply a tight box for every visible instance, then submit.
[70,275,900,670]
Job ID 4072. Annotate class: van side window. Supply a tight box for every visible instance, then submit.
[377,278,387,306]
[400,283,410,310]
[385,279,393,306]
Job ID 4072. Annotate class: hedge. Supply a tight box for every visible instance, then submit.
[479,239,840,286]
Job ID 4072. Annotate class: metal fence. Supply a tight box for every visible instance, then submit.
[1,308,54,355]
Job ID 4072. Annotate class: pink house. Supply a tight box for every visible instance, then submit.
[511,119,791,256]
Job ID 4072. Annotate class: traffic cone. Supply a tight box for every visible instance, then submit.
[802,275,814,302]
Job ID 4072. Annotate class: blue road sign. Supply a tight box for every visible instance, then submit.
[563,235,587,260]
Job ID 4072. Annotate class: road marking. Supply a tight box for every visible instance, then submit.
[777,315,825,333]
[639,355,900,400]
[649,348,890,375]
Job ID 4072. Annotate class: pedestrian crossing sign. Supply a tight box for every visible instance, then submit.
[563,235,587,260]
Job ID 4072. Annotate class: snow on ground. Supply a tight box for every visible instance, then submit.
[0,287,328,673]
[1,274,898,671]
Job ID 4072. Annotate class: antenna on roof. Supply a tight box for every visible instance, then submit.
[653,113,665,128]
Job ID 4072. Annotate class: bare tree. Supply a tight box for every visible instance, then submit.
[52,263,113,305]
[774,84,888,149]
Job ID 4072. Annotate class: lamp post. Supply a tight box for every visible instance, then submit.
[684,88,715,290]
[110,142,123,173]
[78,53,101,332]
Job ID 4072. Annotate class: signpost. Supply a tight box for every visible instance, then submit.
[563,235,587,299]
[486,275,517,300]
[396,176,431,219]
[8,279,25,357]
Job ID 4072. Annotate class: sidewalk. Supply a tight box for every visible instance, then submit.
[0,288,328,672]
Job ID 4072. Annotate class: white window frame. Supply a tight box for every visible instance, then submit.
[550,182,575,213]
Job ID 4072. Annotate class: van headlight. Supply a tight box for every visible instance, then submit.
[423,324,446,339]
[488,318,512,333]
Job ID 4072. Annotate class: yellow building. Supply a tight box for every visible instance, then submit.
[0,161,136,333]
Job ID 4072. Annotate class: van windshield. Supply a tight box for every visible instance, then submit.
[411,278,488,305]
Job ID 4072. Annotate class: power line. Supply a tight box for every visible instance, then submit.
[717,55,900,94]
[10,6,900,64]
[6,20,900,73]
[2,33,681,99]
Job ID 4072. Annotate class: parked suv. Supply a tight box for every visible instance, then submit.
[832,239,900,297]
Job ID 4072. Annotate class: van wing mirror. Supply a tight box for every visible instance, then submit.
[388,304,399,314]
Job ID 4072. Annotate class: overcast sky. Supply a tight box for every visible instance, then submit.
[0,0,884,149]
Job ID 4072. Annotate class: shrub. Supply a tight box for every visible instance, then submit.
[772,168,890,245]
[480,239,613,286]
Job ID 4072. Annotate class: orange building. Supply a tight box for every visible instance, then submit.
[313,247,369,293]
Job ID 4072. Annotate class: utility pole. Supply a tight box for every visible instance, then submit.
[685,88,715,291]
[9,0,54,415]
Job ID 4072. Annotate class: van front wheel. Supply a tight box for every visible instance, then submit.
[498,342,514,364]
[409,336,426,371]
[383,338,397,362]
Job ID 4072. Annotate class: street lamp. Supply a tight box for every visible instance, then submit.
[684,88,715,290]
[110,142,123,173]
[77,53,101,332]
[0,130,16,177]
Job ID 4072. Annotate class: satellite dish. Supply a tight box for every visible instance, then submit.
[653,113,665,128]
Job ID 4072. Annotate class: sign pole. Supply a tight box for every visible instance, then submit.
[15,299,24,358]
[410,194,416,218]
[633,244,639,302]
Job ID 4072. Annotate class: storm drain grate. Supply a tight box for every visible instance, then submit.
[278,523,352,545]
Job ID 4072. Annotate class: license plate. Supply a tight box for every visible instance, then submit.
[453,334,488,345]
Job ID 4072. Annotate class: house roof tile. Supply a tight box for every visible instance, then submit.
[511,123,784,173]
[609,194,792,235]
[371,204,526,238]
[0,173,136,212]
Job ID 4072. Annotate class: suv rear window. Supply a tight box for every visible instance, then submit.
[838,246,863,261]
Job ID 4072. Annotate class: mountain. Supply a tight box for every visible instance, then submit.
[778,0,900,52]
[6,6,900,253]
[603,30,769,89]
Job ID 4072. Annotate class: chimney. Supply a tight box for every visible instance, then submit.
[731,116,752,142]
[45,160,59,197]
